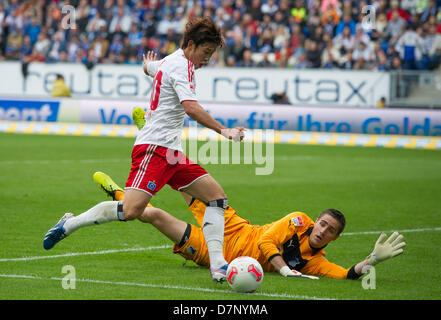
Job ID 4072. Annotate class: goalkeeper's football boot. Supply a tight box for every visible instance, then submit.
[132,107,146,130]
[93,171,124,201]
[210,263,229,283]
[43,213,74,250]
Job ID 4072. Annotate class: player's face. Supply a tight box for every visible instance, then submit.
[310,214,341,248]
[188,41,217,69]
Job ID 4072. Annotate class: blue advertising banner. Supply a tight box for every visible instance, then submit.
[0,99,60,122]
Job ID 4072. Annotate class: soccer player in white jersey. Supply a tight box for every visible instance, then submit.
[43,17,245,282]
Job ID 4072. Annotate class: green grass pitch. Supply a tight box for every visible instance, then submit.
[0,132,440,300]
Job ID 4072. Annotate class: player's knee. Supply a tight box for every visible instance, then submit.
[122,202,145,221]
[123,210,139,221]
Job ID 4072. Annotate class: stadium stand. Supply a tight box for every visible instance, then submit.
[0,0,440,71]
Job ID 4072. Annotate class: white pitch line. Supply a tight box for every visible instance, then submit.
[0,245,172,262]
[342,226,441,236]
[0,274,334,300]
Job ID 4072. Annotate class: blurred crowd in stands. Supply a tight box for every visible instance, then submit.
[1,0,441,71]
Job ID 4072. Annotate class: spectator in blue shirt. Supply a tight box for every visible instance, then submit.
[128,24,143,47]
[108,34,124,59]
[25,16,41,45]
[421,0,438,23]
[335,13,356,36]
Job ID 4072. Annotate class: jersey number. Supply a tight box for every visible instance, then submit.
[150,70,163,111]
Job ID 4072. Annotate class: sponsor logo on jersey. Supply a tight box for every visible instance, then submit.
[291,216,304,227]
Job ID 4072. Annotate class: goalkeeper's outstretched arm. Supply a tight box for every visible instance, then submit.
[352,232,406,276]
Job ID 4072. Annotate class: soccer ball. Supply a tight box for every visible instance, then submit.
[226,256,264,293]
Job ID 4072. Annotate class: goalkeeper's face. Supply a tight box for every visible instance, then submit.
[310,214,341,248]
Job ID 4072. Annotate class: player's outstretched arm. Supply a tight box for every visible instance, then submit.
[182,100,245,142]
[270,255,319,279]
[353,232,406,275]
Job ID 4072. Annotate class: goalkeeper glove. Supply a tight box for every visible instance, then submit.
[367,232,406,266]
[279,266,319,280]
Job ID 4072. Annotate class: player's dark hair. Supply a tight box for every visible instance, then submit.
[181,16,224,49]
[318,209,346,234]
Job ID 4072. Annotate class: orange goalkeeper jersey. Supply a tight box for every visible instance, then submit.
[188,199,351,279]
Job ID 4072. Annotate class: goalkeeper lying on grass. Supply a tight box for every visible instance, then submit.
[83,171,405,280]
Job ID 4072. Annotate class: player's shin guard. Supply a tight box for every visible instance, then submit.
[202,199,228,268]
[63,201,124,235]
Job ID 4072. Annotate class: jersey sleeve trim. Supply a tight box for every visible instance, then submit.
[268,253,281,262]
[346,265,362,280]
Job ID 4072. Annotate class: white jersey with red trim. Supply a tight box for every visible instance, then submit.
[135,49,197,152]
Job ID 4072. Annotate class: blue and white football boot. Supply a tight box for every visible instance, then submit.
[210,263,229,283]
[43,213,74,250]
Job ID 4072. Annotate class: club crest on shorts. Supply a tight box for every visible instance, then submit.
[291,216,304,227]
[147,181,156,191]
